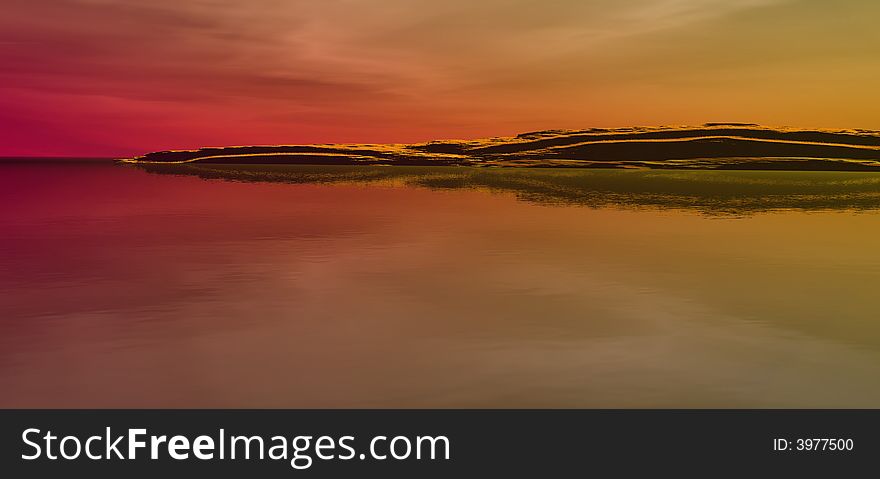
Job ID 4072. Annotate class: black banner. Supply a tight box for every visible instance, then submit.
[1,410,876,477]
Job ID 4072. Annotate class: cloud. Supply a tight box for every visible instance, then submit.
[1,0,794,102]
[4,0,879,155]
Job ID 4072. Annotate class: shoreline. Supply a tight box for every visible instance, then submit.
[120,124,880,171]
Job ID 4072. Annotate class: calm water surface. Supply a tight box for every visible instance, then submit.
[2,162,880,407]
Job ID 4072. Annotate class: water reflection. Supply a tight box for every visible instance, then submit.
[136,163,880,215]
[3,162,880,407]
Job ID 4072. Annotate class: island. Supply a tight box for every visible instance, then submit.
[121,123,880,171]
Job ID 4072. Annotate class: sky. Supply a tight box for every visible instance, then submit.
[2,0,879,157]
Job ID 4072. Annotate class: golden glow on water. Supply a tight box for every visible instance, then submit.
[2,164,880,407]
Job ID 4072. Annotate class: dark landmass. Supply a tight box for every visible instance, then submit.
[123,124,880,171]
[134,163,880,216]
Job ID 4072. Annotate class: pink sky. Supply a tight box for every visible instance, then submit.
[2,0,879,157]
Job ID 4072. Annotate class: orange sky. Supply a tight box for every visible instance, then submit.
[2,0,879,156]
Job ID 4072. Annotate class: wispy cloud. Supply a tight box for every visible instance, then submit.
[2,0,877,156]
[0,0,794,101]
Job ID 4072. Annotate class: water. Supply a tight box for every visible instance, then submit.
[3,162,880,407]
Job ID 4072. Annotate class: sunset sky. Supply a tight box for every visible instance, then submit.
[2,0,879,157]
